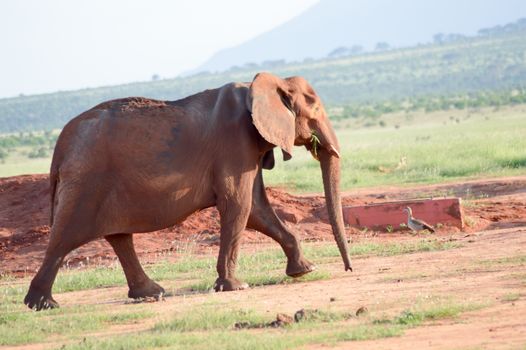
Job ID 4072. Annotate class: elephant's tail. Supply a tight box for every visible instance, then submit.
[49,164,59,227]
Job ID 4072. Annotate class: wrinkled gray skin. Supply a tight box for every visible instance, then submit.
[24,72,352,311]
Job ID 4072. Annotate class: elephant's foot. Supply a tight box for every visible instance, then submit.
[128,280,165,300]
[24,286,59,311]
[286,257,315,278]
[214,277,249,292]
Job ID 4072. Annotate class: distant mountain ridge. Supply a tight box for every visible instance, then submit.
[194,0,526,73]
[0,18,525,133]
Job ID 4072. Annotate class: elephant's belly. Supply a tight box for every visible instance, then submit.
[101,181,216,235]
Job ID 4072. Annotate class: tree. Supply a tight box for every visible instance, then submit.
[261,59,286,68]
[375,42,390,51]
[350,45,364,55]
[28,147,49,159]
[328,46,349,58]
[0,148,7,163]
[242,62,259,69]
[445,33,466,43]
[433,33,445,44]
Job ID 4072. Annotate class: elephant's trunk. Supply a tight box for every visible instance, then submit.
[319,149,352,271]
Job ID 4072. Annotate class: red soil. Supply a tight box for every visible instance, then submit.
[1,174,525,276]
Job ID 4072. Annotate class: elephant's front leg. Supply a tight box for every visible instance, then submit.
[214,177,254,292]
[247,169,315,277]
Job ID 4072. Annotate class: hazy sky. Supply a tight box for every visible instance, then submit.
[0,0,318,98]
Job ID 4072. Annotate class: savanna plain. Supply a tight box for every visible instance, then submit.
[1,105,525,350]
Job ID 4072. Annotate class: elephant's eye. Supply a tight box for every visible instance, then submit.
[311,105,320,117]
[304,93,316,106]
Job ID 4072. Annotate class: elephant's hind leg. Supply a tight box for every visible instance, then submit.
[24,220,92,310]
[25,183,113,310]
[105,233,165,299]
[24,239,71,310]
[247,170,314,278]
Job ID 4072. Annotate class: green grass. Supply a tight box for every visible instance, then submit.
[374,300,485,327]
[184,270,331,293]
[153,307,351,334]
[55,299,486,350]
[151,239,458,292]
[0,303,154,346]
[153,308,270,332]
[303,239,460,261]
[42,239,459,294]
[0,239,462,296]
[501,293,520,302]
[0,151,51,177]
[479,254,526,267]
[0,279,154,346]
[0,239,460,314]
[266,108,526,192]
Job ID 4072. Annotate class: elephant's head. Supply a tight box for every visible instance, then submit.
[247,72,352,272]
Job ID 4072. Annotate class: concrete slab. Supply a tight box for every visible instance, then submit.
[343,197,463,231]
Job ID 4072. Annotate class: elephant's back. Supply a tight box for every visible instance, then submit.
[51,96,204,183]
[56,96,183,148]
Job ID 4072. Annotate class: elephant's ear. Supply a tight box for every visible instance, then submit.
[247,72,295,161]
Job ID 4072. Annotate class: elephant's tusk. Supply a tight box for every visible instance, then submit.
[328,144,340,158]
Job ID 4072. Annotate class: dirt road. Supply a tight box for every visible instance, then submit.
[2,226,523,350]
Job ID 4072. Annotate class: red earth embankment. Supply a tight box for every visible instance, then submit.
[1,174,525,275]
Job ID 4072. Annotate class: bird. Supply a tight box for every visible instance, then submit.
[403,207,435,232]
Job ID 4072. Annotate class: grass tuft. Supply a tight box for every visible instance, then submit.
[501,293,520,302]
[56,299,487,350]
[374,299,486,328]
[184,270,331,293]
[479,255,526,267]
[0,305,154,346]
[154,308,267,332]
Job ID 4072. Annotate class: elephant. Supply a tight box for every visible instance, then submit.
[24,72,352,311]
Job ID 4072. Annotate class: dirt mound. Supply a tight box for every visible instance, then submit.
[1,174,525,275]
[95,97,169,112]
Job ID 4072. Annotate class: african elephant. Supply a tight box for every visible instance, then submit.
[24,72,352,310]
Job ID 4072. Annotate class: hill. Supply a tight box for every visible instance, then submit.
[195,0,526,73]
[0,19,525,133]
